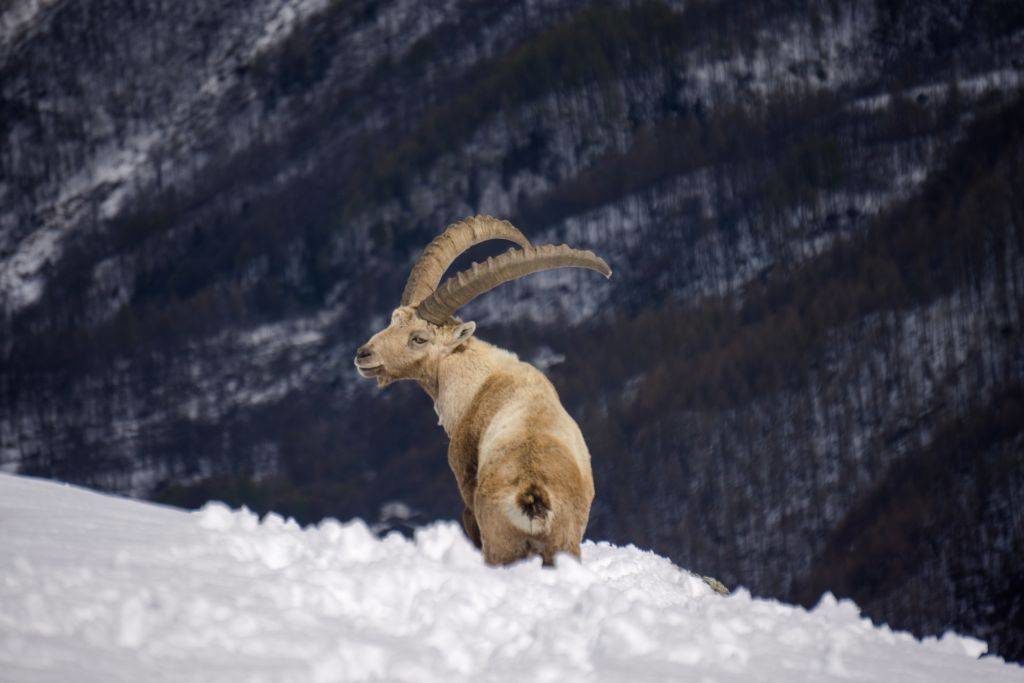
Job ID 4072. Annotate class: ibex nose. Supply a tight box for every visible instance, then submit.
[356,346,373,360]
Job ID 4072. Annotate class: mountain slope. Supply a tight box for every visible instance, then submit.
[1,472,1021,682]
[2,0,1024,664]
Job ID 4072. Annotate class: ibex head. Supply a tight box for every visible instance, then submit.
[354,215,610,389]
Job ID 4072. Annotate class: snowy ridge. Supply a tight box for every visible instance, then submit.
[1,473,1020,682]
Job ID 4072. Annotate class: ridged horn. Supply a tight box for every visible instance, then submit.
[415,244,612,325]
[400,215,532,307]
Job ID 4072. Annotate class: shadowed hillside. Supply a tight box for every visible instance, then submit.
[2,0,1023,661]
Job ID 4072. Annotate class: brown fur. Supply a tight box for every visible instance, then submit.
[355,307,595,566]
[448,371,592,565]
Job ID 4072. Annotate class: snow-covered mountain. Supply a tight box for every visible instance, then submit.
[2,0,1023,665]
[1,472,1020,682]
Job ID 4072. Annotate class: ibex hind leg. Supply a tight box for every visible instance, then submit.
[526,538,569,567]
[481,536,532,566]
[474,493,538,565]
[530,526,583,567]
[481,533,567,566]
[461,507,482,549]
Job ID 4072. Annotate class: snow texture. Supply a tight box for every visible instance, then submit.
[1,473,1021,682]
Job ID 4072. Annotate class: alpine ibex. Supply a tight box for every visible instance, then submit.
[354,215,611,565]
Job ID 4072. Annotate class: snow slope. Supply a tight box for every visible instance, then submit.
[0,473,1020,683]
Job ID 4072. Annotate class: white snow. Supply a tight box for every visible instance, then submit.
[249,0,331,56]
[0,131,160,312]
[0,227,61,310]
[1,472,1021,682]
[0,0,60,50]
[850,68,1024,113]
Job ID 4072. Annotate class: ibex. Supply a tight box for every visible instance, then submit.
[354,215,611,566]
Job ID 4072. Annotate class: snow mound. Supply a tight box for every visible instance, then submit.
[0,473,1020,682]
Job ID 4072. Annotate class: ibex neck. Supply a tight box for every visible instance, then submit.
[432,338,513,435]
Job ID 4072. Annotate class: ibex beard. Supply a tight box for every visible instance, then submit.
[354,215,611,566]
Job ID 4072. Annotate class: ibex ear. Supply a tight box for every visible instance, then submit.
[447,321,476,348]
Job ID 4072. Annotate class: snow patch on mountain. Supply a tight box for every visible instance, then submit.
[0,227,60,311]
[851,67,1024,113]
[250,0,332,56]
[1,473,1021,682]
[0,0,59,52]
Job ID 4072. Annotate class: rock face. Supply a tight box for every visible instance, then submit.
[2,0,1023,661]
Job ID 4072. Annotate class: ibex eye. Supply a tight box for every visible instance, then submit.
[412,335,428,344]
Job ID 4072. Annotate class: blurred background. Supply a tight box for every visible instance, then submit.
[2,0,1022,662]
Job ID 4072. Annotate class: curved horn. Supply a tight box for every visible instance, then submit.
[415,244,611,325]
[400,215,532,307]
